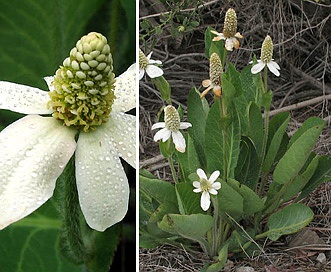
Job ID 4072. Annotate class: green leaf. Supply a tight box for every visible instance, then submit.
[139,168,158,179]
[151,76,171,103]
[264,181,283,214]
[205,244,228,272]
[234,66,260,134]
[299,155,331,199]
[0,0,105,89]
[228,179,264,216]
[222,74,238,107]
[225,63,242,97]
[139,174,177,205]
[262,112,290,173]
[0,201,81,272]
[159,136,175,158]
[175,182,202,214]
[218,180,243,219]
[112,0,136,71]
[205,101,241,179]
[139,188,155,226]
[177,134,200,182]
[282,155,319,202]
[235,136,260,189]
[147,203,179,238]
[158,214,213,241]
[273,118,325,184]
[187,88,208,168]
[288,117,326,148]
[204,27,224,59]
[227,229,255,253]
[264,203,313,241]
[247,102,263,159]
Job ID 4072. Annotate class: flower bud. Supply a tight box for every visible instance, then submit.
[261,35,274,64]
[48,32,115,132]
[178,26,185,32]
[222,8,238,38]
[164,105,180,132]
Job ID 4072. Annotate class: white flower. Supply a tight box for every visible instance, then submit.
[0,33,136,232]
[251,59,280,77]
[139,49,163,80]
[210,8,243,51]
[251,35,280,77]
[193,168,221,211]
[151,105,192,153]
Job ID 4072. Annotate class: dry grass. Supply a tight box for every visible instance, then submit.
[139,0,331,270]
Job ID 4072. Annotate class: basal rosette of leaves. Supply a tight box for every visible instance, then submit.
[139,13,331,271]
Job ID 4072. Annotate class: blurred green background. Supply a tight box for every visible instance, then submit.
[0,0,136,271]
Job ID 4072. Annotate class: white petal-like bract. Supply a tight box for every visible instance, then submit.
[0,115,77,230]
[112,64,136,113]
[0,81,53,114]
[75,129,130,231]
[102,112,136,168]
[151,122,165,130]
[267,61,280,77]
[146,65,164,79]
[197,168,207,180]
[172,131,186,153]
[201,191,210,211]
[251,61,265,74]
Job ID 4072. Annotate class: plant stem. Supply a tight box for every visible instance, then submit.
[223,222,231,244]
[258,67,270,196]
[168,156,178,183]
[211,197,219,256]
[217,97,228,181]
[222,48,228,68]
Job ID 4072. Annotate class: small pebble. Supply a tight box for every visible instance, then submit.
[316,252,327,264]
[236,266,255,272]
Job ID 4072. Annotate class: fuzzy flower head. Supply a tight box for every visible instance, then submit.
[251,35,280,77]
[151,105,192,153]
[201,53,223,98]
[139,49,163,80]
[49,32,115,132]
[210,8,243,51]
[193,168,221,211]
[0,32,136,232]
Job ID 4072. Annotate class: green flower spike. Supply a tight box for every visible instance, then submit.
[49,32,115,132]
[201,53,223,98]
[223,8,238,38]
[210,8,243,51]
[261,35,274,64]
[251,35,280,76]
[139,48,149,71]
[164,105,181,132]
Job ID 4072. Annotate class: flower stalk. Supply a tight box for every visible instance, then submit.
[56,157,89,264]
